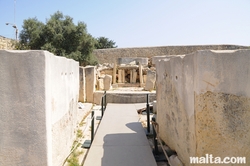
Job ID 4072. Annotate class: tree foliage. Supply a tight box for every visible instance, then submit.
[18,11,100,65]
[95,37,117,49]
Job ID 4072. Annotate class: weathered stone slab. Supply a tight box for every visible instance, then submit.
[144,70,156,91]
[103,74,112,90]
[85,66,96,102]
[155,49,250,165]
[79,67,86,102]
[97,78,104,90]
[117,57,148,66]
[0,50,79,166]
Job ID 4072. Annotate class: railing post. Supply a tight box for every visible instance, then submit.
[146,94,150,133]
[101,96,104,117]
[82,110,95,148]
[104,91,107,110]
[152,117,159,155]
[91,111,95,143]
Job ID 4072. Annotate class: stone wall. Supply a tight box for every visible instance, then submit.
[155,49,250,166]
[0,36,15,50]
[93,45,248,64]
[0,50,79,166]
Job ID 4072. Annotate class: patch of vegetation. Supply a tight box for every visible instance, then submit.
[77,129,83,138]
[67,150,83,166]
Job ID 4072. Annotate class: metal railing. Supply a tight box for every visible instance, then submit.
[82,91,107,149]
[101,91,107,118]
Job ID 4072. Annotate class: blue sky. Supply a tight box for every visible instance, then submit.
[0,0,249,48]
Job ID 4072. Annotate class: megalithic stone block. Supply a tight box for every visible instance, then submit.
[79,66,86,102]
[0,50,79,166]
[145,70,156,91]
[103,75,112,90]
[85,66,96,103]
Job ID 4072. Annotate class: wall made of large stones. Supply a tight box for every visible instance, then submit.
[0,50,79,166]
[155,49,250,166]
[93,45,248,64]
[0,36,15,50]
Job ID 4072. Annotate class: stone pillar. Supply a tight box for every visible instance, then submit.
[139,63,143,87]
[85,66,96,103]
[130,70,133,83]
[132,69,137,83]
[104,75,112,90]
[118,69,122,83]
[143,75,147,83]
[97,78,104,90]
[79,67,86,102]
[113,63,117,84]
[122,69,125,83]
[145,70,156,91]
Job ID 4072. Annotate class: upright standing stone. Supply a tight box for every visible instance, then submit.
[97,78,104,90]
[130,70,133,83]
[139,63,143,87]
[122,69,125,83]
[143,75,147,83]
[118,69,122,83]
[79,67,86,102]
[85,66,96,103]
[145,70,156,91]
[103,75,112,90]
[132,69,137,83]
[113,63,117,84]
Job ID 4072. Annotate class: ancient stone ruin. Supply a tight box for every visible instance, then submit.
[1,45,250,166]
[96,57,156,91]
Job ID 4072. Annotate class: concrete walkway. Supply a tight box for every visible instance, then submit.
[84,103,157,166]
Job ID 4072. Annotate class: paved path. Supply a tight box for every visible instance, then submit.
[84,103,157,166]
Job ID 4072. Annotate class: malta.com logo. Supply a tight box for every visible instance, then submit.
[190,154,246,164]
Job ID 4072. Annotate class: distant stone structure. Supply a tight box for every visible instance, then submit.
[0,35,15,50]
[93,45,248,64]
[154,49,250,165]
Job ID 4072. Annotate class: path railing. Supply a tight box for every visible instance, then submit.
[82,91,107,149]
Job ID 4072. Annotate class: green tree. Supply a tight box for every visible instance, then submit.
[18,11,98,66]
[95,37,117,49]
[18,17,44,49]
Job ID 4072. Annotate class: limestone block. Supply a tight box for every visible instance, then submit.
[118,69,122,83]
[103,74,112,90]
[139,63,143,86]
[97,78,104,90]
[155,49,250,165]
[112,83,118,89]
[122,69,125,83]
[85,66,96,103]
[79,67,86,102]
[0,50,79,166]
[130,70,133,83]
[132,69,137,83]
[143,75,147,83]
[152,100,157,114]
[117,57,148,66]
[144,70,156,91]
[113,63,117,84]
[93,91,104,105]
